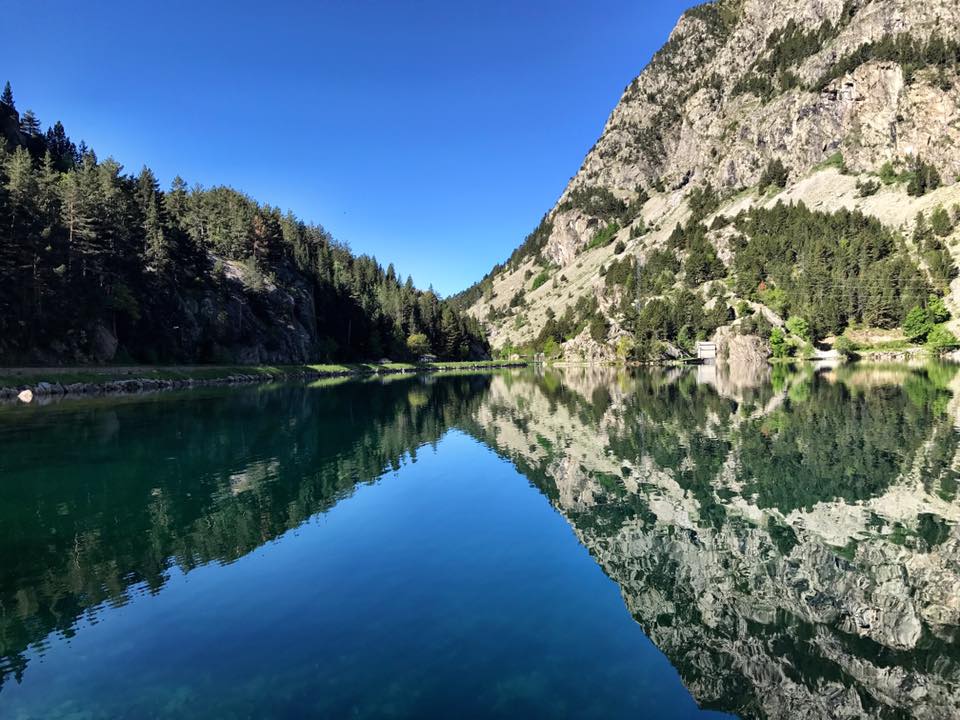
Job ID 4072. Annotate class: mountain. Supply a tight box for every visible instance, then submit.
[0,87,488,365]
[456,0,960,362]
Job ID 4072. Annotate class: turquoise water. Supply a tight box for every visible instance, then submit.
[1,367,959,718]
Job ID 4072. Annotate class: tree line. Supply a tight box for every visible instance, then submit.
[0,82,487,363]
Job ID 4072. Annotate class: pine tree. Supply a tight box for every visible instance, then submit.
[137,167,169,273]
[1,81,13,109]
[44,121,77,171]
[3,147,39,320]
[19,109,40,136]
[164,176,189,227]
[60,157,98,281]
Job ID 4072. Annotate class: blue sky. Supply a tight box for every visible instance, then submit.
[2,0,698,296]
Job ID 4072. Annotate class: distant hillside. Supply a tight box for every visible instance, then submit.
[0,84,487,364]
[456,0,960,362]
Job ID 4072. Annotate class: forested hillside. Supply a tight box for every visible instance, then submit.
[0,82,487,364]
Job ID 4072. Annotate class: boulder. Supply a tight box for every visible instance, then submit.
[89,322,118,362]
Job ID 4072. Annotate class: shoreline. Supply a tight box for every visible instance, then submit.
[0,361,530,404]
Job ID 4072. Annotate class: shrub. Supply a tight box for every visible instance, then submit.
[587,223,621,251]
[928,295,950,324]
[406,333,431,357]
[614,240,626,254]
[786,315,811,341]
[926,325,959,352]
[589,314,610,343]
[906,157,941,197]
[531,270,550,290]
[759,287,788,317]
[759,158,789,191]
[931,206,954,236]
[770,327,790,358]
[878,161,899,185]
[542,337,561,358]
[904,305,933,342]
[820,151,847,173]
[834,335,856,359]
[856,178,880,197]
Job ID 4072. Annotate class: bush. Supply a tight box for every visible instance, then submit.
[406,333,431,357]
[903,305,932,342]
[928,295,950,324]
[856,178,880,197]
[586,223,621,251]
[931,206,954,237]
[786,315,811,341]
[878,161,899,185]
[834,335,856,359]
[759,158,789,191]
[614,240,626,254]
[907,157,941,197]
[589,314,610,343]
[531,270,550,290]
[821,151,847,173]
[926,325,959,353]
[759,286,788,317]
[770,327,790,358]
[542,337,561,359]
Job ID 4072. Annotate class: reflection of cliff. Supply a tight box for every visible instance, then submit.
[468,367,960,720]
[0,376,491,690]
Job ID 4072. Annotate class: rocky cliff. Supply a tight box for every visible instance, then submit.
[462,0,960,358]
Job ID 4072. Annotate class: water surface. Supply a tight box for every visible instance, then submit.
[1,366,958,719]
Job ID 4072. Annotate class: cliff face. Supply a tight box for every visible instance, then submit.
[12,255,322,365]
[465,0,960,355]
[579,0,960,197]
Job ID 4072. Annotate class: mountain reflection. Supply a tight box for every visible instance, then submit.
[1,365,959,719]
[468,364,960,720]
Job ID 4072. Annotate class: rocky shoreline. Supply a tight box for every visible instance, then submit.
[1,362,529,405]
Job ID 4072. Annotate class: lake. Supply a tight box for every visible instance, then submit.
[0,365,958,719]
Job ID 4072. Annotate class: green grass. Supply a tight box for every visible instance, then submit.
[849,339,915,352]
[814,151,847,173]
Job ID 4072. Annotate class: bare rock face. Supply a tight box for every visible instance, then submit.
[577,0,960,198]
[14,255,323,365]
[714,326,771,369]
[561,331,617,363]
[90,322,119,363]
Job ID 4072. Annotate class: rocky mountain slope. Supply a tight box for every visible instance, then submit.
[458,0,960,360]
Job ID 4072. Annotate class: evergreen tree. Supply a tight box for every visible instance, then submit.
[44,121,77,170]
[1,81,13,109]
[19,109,40,136]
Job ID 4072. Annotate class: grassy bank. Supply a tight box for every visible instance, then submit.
[0,360,529,393]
